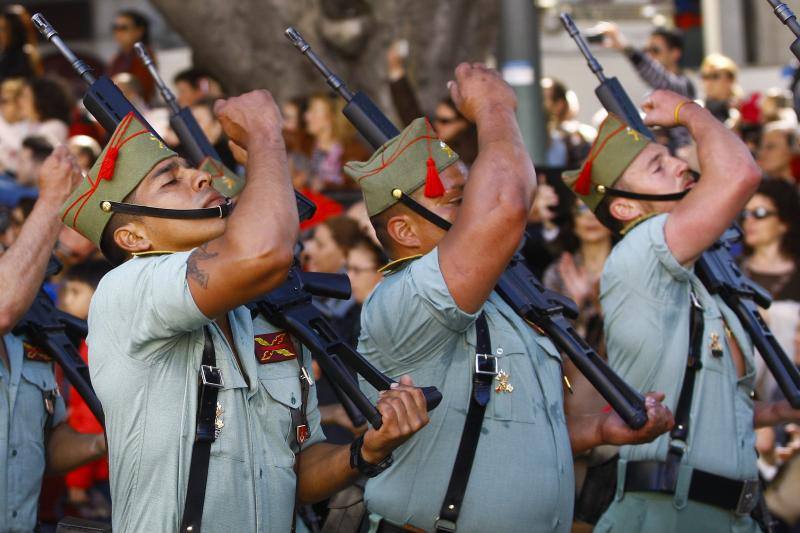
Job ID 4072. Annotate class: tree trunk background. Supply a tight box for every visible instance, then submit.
[150,0,500,122]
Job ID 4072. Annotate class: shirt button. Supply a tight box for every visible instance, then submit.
[11,449,17,457]
[11,511,16,518]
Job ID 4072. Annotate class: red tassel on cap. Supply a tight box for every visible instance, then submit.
[573,159,593,196]
[424,157,445,198]
[97,147,120,181]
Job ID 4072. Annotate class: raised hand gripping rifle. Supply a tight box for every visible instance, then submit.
[286,27,649,429]
[562,12,800,408]
[13,258,104,426]
[32,14,441,430]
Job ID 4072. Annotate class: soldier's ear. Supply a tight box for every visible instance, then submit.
[609,197,641,224]
[113,219,151,255]
[386,213,421,251]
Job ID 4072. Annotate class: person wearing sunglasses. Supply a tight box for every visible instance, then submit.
[593,23,694,153]
[107,9,156,102]
[699,53,741,127]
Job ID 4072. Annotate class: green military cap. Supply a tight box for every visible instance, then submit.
[344,117,460,217]
[61,112,177,247]
[561,113,650,211]
[198,156,244,197]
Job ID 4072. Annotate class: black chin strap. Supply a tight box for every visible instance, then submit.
[597,186,689,202]
[100,199,233,219]
[392,189,452,231]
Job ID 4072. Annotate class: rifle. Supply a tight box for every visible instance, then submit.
[32,14,442,429]
[562,12,800,408]
[285,27,650,429]
[32,13,315,222]
[765,1,800,61]
[13,258,104,426]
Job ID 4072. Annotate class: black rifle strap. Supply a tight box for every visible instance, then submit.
[291,351,312,533]
[181,326,221,533]
[435,312,494,533]
[667,290,704,465]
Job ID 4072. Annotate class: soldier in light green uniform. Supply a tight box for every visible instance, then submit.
[559,90,800,532]
[345,63,674,533]
[0,146,107,532]
[63,91,431,532]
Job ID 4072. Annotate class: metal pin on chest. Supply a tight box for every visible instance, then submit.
[495,370,514,393]
[214,401,224,438]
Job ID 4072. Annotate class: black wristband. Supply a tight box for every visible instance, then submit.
[349,435,393,478]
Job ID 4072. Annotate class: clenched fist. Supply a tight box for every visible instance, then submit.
[642,89,699,129]
[214,90,283,150]
[447,63,517,122]
[38,145,83,206]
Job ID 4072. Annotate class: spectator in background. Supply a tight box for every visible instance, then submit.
[700,53,741,126]
[16,135,52,187]
[67,135,101,172]
[304,92,369,190]
[541,77,595,169]
[0,77,33,174]
[173,67,225,108]
[18,77,71,146]
[283,96,312,156]
[57,259,113,515]
[757,122,799,184]
[343,236,387,344]
[182,98,237,170]
[0,5,41,81]
[386,40,478,165]
[108,10,155,102]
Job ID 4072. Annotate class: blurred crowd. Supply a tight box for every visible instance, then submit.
[1,3,800,529]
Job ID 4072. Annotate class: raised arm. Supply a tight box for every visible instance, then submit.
[186,90,298,318]
[0,146,81,334]
[645,90,762,264]
[438,63,537,313]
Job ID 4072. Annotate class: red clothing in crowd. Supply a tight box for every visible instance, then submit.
[64,341,108,490]
[299,188,344,231]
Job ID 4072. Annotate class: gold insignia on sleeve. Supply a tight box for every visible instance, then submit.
[495,370,514,393]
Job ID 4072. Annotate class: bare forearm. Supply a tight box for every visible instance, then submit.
[46,424,105,474]
[567,413,605,455]
[0,199,62,334]
[297,442,359,503]
[754,400,800,428]
[222,137,298,259]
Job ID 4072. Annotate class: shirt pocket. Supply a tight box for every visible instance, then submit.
[18,362,57,440]
[209,352,248,463]
[258,360,303,468]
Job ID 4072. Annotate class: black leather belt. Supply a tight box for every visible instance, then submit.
[624,461,760,515]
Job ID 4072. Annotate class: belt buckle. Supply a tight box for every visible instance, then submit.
[433,518,456,533]
[200,365,224,389]
[736,479,760,515]
[474,353,498,376]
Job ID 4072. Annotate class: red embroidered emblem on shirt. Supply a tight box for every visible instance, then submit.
[23,342,52,362]
[254,332,297,364]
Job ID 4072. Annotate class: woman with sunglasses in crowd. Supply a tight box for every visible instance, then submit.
[107,9,156,102]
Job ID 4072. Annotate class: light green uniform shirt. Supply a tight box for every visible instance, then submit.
[357,248,573,533]
[601,215,758,479]
[87,251,324,533]
[0,333,66,532]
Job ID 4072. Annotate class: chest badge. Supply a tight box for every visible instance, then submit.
[254,331,298,364]
[495,369,514,394]
[214,401,225,438]
[709,333,723,358]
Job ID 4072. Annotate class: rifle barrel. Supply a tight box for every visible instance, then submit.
[559,13,608,83]
[134,42,180,114]
[31,13,96,85]
[284,27,354,102]
[767,1,800,39]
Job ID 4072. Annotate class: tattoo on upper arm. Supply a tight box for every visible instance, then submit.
[186,243,219,289]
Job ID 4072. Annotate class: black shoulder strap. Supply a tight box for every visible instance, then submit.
[435,312,496,533]
[181,326,223,533]
[668,289,704,464]
[291,348,313,533]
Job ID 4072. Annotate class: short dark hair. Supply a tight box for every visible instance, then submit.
[746,178,800,260]
[651,27,684,52]
[99,191,138,266]
[351,236,389,267]
[174,67,219,90]
[118,9,150,45]
[321,215,362,254]
[593,195,624,235]
[29,77,72,124]
[21,135,53,162]
[64,259,113,289]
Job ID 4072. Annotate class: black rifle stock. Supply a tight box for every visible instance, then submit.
[560,13,655,141]
[286,27,649,429]
[132,42,317,222]
[564,12,800,408]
